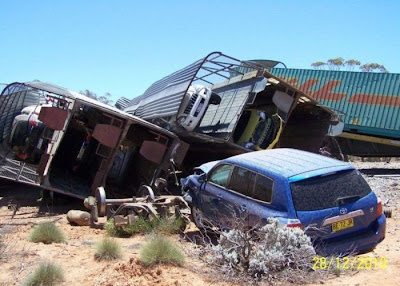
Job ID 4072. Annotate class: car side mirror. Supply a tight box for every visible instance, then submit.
[198,173,207,183]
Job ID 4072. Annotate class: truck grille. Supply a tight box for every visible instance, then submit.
[183,93,199,115]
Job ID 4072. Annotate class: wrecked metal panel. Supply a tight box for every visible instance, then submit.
[23,81,77,99]
[37,153,50,177]
[134,91,185,119]
[199,77,266,135]
[38,106,68,130]
[278,109,332,153]
[115,97,131,110]
[0,80,190,201]
[169,140,190,166]
[19,81,167,129]
[125,60,203,119]
[92,124,121,148]
[120,52,337,162]
[139,140,167,164]
[123,52,248,122]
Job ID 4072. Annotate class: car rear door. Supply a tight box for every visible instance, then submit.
[246,174,288,227]
[290,169,379,242]
[215,167,287,229]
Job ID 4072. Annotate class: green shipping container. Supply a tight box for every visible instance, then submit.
[268,68,400,139]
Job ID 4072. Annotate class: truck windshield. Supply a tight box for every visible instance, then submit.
[290,170,372,211]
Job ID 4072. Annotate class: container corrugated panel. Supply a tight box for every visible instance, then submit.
[124,60,202,118]
[199,77,264,134]
[269,68,400,139]
[115,97,130,110]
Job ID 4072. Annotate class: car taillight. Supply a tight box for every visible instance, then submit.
[377,198,382,217]
[286,219,303,228]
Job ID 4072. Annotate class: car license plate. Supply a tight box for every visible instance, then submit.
[332,218,354,232]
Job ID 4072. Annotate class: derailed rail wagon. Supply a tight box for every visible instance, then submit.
[122,52,343,167]
[0,81,188,199]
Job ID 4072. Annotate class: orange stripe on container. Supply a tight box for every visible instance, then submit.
[348,94,400,106]
[296,79,346,101]
[313,80,347,101]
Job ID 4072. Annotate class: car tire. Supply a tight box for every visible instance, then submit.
[191,206,205,230]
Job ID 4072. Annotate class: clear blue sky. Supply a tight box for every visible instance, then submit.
[1,0,399,103]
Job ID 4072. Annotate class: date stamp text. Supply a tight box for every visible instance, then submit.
[312,256,388,270]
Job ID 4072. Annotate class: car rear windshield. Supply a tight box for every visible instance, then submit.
[290,169,372,211]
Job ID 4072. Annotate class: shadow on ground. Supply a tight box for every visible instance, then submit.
[0,179,86,220]
[183,229,219,246]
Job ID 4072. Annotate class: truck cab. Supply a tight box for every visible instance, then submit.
[177,85,221,131]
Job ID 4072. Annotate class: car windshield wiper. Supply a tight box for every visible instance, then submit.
[336,195,360,206]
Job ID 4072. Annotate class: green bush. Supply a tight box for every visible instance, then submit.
[105,216,186,237]
[104,217,153,237]
[29,222,66,244]
[103,219,119,237]
[23,262,64,286]
[157,217,186,234]
[94,237,122,261]
[139,234,185,266]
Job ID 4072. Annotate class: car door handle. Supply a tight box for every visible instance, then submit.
[211,194,222,205]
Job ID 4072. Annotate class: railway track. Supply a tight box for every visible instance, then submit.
[358,168,400,177]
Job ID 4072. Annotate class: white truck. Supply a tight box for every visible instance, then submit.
[176,85,221,131]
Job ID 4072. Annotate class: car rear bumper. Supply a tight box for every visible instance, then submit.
[315,214,386,256]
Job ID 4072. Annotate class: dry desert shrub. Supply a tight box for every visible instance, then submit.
[199,218,323,284]
[139,234,185,266]
[94,237,122,261]
[23,262,64,286]
[28,222,66,244]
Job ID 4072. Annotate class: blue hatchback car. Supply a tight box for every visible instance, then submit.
[182,148,386,255]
